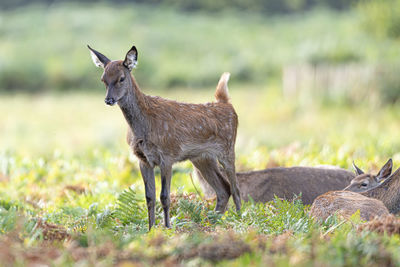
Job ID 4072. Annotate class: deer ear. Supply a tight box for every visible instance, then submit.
[353,161,364,175]
[377,158,393,180]
[88,45,110,69]
[123,45,138,71]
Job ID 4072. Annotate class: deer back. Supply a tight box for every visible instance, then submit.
[196,166,355,204]
[237,166,355,205]
[309,191,389,221]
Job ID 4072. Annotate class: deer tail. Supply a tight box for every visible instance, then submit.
[215,72,231,103]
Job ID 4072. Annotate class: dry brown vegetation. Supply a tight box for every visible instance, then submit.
[358,215,400,236]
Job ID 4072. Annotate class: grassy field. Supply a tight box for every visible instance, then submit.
[1,87,400,266]
[2,2,400,266]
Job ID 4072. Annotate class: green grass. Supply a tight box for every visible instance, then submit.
[1,3,400,265]
[1,89,400,265]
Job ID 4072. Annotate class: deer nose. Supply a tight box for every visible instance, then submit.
[105,98,116,106]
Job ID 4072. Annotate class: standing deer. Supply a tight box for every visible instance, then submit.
[88,44,241,229]
[310,159,399,221]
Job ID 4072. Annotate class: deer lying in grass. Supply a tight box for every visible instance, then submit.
[196,166,356,205]
[196,159,393,205]
[310,159,399,221]
[343,159,392,192]
[362,163,400,214]
[309,191,390,221]
[88,44,241,229]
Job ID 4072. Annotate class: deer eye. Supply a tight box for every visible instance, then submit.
[119,76,125,83]
[361,183,368,187]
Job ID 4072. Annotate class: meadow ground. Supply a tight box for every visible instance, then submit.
[1,2,400,266]
[1,87,400,266]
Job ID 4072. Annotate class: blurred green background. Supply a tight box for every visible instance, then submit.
[1,0,400,159]
[0,0,399,98]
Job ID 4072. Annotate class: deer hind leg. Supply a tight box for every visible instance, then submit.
[191,158,231,213]
[218,153,241,212]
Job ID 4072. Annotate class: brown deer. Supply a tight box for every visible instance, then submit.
[196,159,393,205]
[310,161,400,222]
[362,165,400,214]
[88,44,241,229]
[195,166,356,205]
[343,159,392,192]
[309,191,389,221]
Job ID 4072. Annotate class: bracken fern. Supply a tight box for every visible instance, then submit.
[114,186,146,226]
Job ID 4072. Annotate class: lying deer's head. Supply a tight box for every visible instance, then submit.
[88,45,138,106]
[344,158,392,192]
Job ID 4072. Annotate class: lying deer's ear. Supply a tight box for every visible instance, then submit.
[353,161,364,175]
[377,158,393,180]
[123,45,138,71]
[88,45,110,69]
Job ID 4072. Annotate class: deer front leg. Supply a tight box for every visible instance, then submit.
[139,161,156,230]
[160,164,172,228]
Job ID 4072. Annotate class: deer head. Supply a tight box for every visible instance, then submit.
[344,158,392,192]
[88,45,138,106]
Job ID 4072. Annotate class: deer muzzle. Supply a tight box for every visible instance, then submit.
[105,97,116,106]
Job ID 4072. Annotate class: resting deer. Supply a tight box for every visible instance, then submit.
[309,191,389,221]
[310,159,399,221]
[343,159,392,192]
[195,166,356,205]
[196,159,393,205]
[362,164,400,214]
[88,44,241,229]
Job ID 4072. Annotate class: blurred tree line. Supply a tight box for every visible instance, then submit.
[1,0,400,104]
[1,0,359,13]
[358,0,400,39]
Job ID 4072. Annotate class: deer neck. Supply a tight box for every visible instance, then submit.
[118,76,149,138]
[362,168,400,213]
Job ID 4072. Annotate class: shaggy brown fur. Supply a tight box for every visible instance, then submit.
[196,166,355,205]
[89,45,241,229]
[309,191,389,221]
